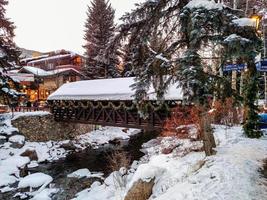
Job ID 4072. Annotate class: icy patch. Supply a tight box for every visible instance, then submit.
[67,168,103,179]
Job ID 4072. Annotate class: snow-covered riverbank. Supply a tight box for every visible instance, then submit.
[73,126,267,200]
[1,112,267,200]
[0,112,141,199]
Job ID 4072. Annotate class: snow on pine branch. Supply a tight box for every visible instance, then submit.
[224,34,251,43]
[232,18,257,27]
[185,0,224,10]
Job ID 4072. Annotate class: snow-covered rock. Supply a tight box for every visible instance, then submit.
[30,188,59,200]
[9,135,25,148]
[67,168,103,179]
[0,135,6,144]
[18,173,53,189]
[74,127,141,149]
[0,173,17,187]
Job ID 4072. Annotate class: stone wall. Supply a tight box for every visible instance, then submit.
[12,113,94,142]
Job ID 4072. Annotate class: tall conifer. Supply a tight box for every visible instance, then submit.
[83,0,119,79]
[0,0,20,103]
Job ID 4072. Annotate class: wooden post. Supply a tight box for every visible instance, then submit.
[232,70,237,91]
[240,71,244,95]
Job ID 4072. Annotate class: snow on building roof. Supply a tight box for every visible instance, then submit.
[232,18,256,27]
[27,53,76,64]
[185,0,223,10]
[7,73,35,82]
[20,54,49,63]
[18,66,83,77]
[19,66,50,76]
[48,77,183,101]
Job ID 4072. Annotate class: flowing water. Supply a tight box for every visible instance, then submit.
[1,130,158,200]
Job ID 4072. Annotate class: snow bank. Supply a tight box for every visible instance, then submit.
[48,77,183,101]
[73,125,267,200]
[18,173,53,188]
[67,168,103,179]
[74,127,141,149]
[153,126,267,200]
[12,111,50,120]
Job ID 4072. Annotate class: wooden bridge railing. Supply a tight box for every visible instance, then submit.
[49,100,179,130]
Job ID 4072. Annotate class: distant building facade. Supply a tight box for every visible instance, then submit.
[8,66,84,102]
[21,49,85,71]
[7,50,86,103]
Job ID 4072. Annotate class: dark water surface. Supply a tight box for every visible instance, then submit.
[1,130,158,200]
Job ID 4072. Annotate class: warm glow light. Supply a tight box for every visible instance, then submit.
[251,15,262,31]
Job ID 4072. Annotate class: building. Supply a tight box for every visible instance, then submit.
[21,49,85,71]
[8,66,84,102]
[6,49,86,103]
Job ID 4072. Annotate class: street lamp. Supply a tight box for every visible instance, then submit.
[250,8,262,31]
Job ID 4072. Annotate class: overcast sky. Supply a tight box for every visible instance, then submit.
[6,0,144,54]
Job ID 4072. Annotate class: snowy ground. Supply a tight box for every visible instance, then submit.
[73,126,267,200]
[0,112,140,199]
[1,112,267,200]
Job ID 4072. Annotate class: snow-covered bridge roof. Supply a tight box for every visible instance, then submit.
[48,77,183,101]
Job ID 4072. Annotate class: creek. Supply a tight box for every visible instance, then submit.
[1,130,158,200]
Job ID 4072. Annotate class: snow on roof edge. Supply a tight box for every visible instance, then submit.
[48,77,183,101]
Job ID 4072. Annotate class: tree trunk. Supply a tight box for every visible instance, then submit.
[199,113,216,156]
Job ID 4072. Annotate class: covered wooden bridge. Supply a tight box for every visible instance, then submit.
[47,77,183,130]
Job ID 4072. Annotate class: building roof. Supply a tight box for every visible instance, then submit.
[27,53,77,65]
[18,66,84,77]
[48,77,183,101]
[7,73,35,82]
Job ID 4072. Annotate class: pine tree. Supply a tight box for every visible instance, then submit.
[0,0,20,104]
[83,0,119,79]
[110,0,262,138]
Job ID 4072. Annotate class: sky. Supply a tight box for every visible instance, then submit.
[6,0,144,54]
